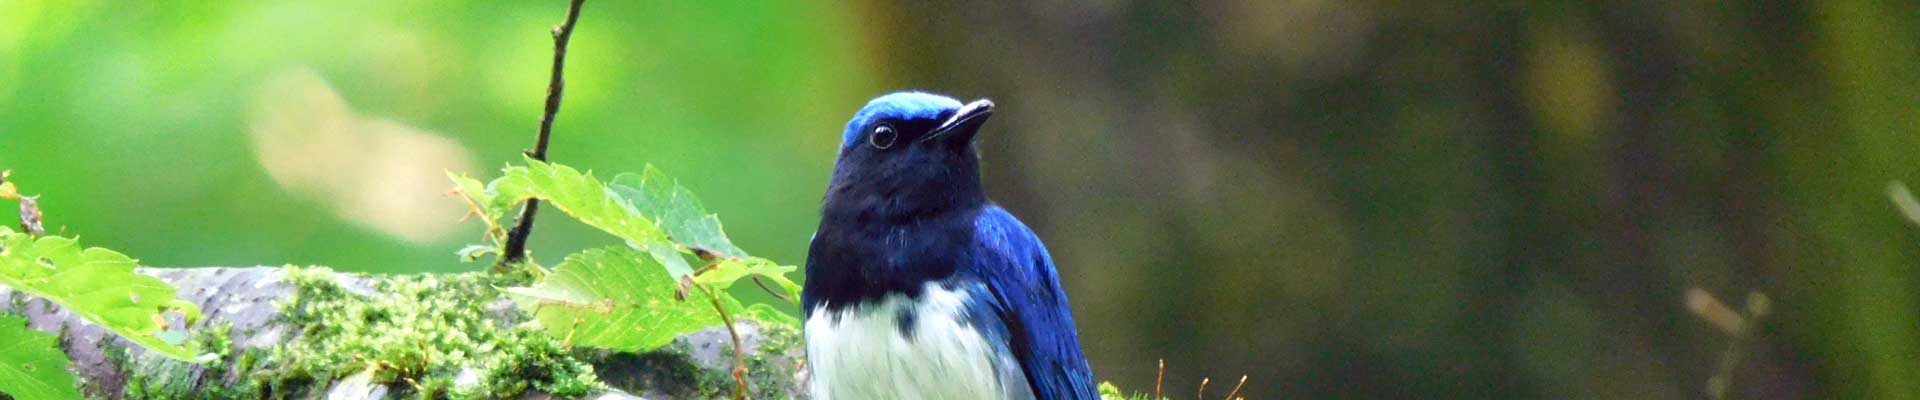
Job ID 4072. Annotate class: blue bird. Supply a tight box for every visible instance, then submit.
[802,92,1098,399]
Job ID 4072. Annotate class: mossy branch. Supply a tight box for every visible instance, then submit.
[0,266,805,399]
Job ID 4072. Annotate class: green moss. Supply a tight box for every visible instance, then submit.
[742,323,802,398]
[1099,381,1162,400]
[115,267,604,399]
[262,266,603,399]
[121,322,240,399]
[101,266,808,399]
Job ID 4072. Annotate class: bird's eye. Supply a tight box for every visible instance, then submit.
[868,124,897,149]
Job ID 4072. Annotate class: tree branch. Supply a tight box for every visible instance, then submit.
[502,0,587,266]
[0,266,805,399]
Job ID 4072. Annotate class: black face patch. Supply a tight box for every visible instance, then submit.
[894,307,919,339]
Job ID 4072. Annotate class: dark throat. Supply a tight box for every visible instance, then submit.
[803,162,990,314]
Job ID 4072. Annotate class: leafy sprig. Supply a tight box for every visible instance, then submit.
[452,158,802,399]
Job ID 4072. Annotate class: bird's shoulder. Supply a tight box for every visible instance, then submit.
[965,205,1065,299]
[970,205,1043,258]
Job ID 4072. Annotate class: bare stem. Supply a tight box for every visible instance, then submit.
[1223,375,1248,400]
[501,0,587,267]
[700,284,750,400]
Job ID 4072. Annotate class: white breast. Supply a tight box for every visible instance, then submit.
[805,282,1034,400]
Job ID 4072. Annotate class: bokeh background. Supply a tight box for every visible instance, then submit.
[4,1,1918,398]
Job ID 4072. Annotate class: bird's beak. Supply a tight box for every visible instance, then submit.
[922,99,994,144]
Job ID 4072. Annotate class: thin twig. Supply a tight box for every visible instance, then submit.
[500,0,587,267]
[1696,290,1770,400]
[699,284,750,400]
[1197,377,1210,400]
[750,275,796,303]
[1155,359,1165,400]
[448,187,506,243]
[1223,375,1248,400]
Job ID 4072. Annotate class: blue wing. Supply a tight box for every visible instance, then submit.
[965,205,1098,400]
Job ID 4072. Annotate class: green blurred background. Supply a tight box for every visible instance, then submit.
[4,1,1917,398]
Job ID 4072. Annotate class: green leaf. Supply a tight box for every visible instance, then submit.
[504,247,742,352]
[489,159,668,247]
[604,165,799,299]
[642,241,694,280]
[0,227,210,363]
[607,166,747,258]
[0,315,82,400]
[482,161,799,291]
[692,257,801,301]
[477,159,805,341]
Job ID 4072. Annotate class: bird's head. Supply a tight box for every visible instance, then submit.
[825,91,996,221]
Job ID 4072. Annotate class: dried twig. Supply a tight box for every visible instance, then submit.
[500,0,587,267]
[18,196,43,237]
[0,170,45,236]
